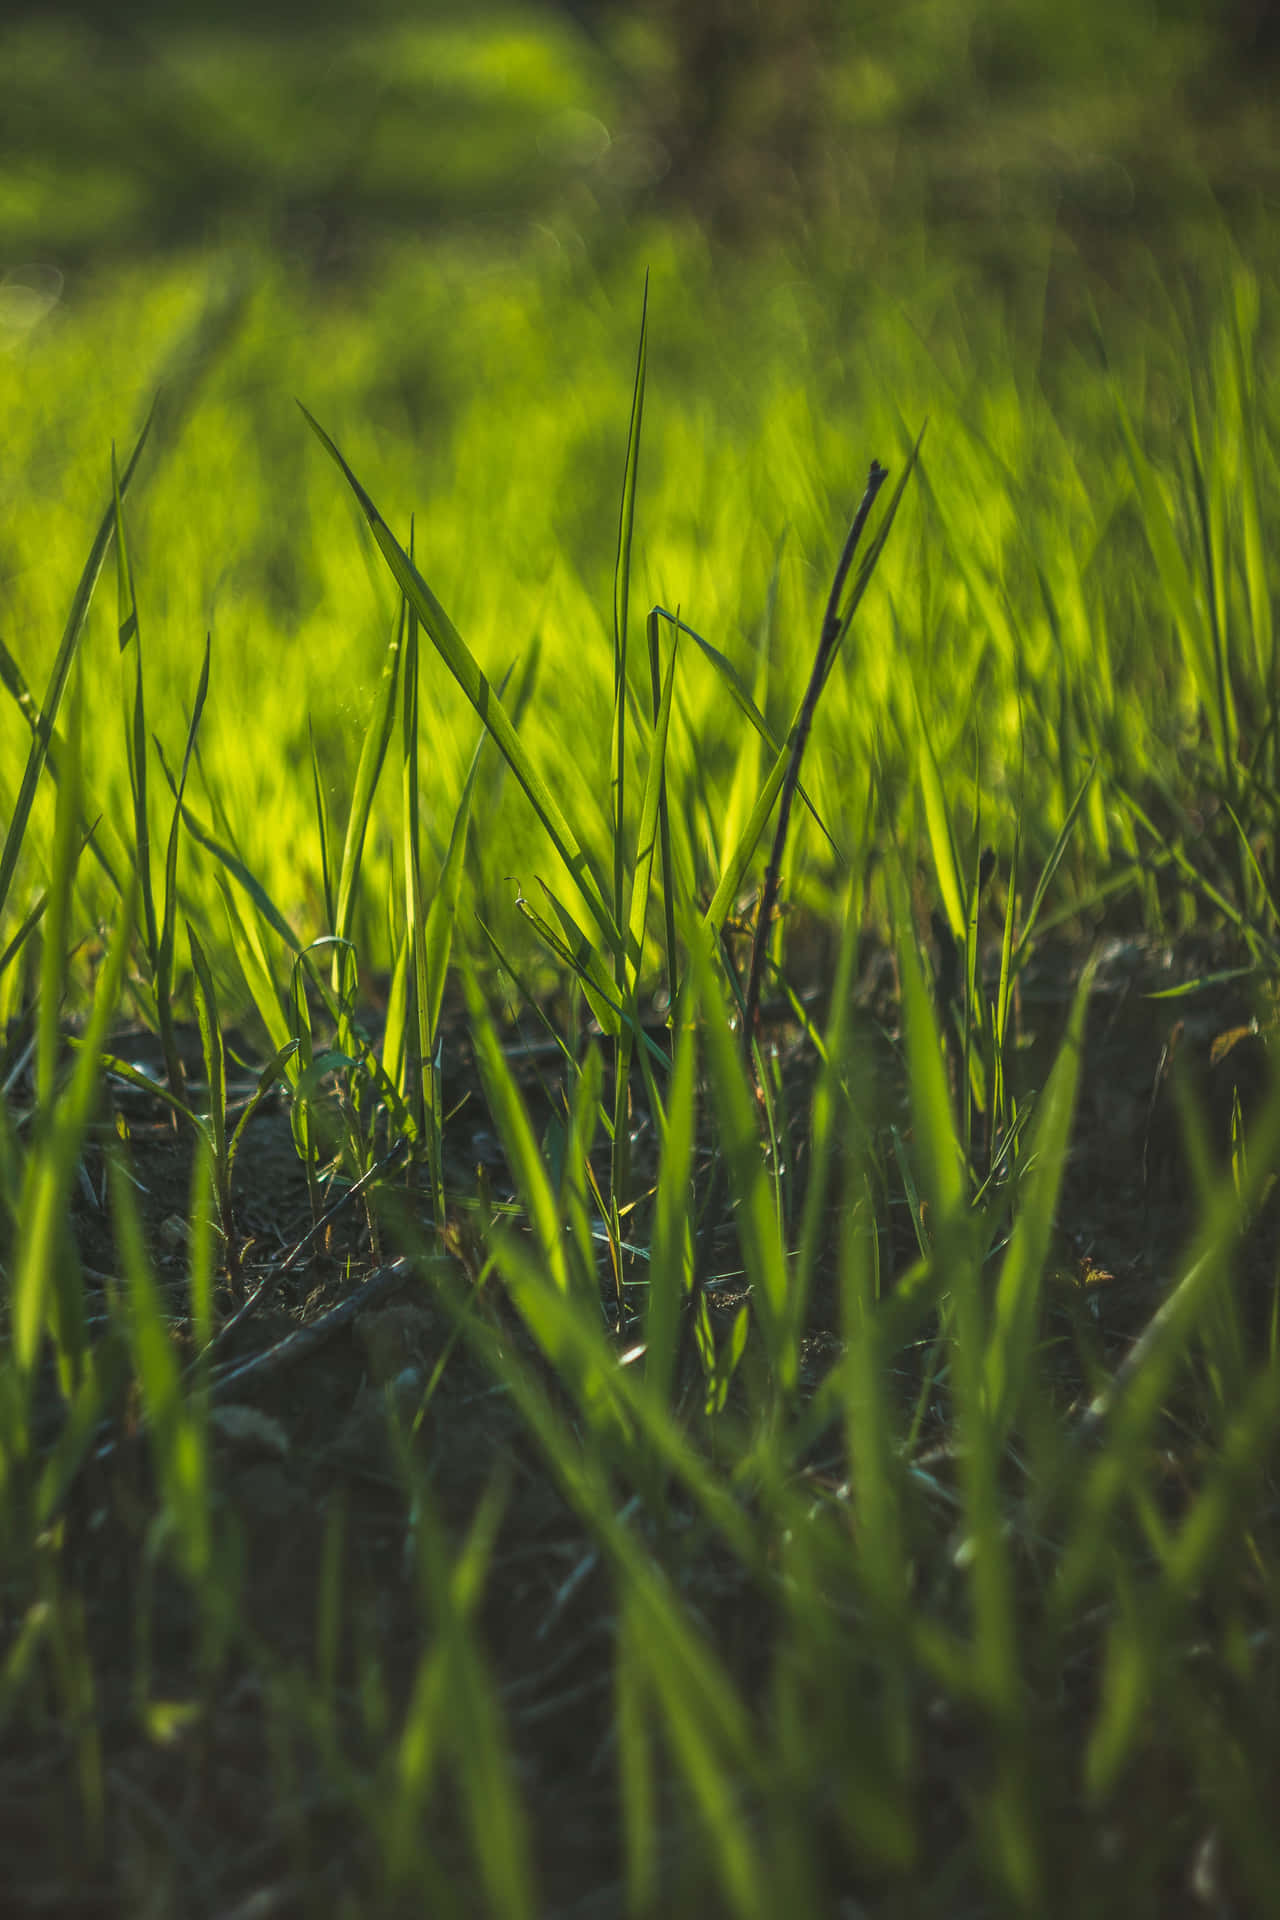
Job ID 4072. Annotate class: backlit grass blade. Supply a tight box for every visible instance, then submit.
[336,591,403,952]
[1013,759,1096,966]
[153,634,212,1100]
[299,403,621,969]
[0,642,127,899]
[915,679,966,944]
[0,402,153,929]
[646,611,680,1006]
[612,273,648,979]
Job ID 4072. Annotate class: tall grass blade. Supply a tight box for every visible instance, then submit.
[299,404,622,968]
[612,273,648,976]
[0,402,153,927]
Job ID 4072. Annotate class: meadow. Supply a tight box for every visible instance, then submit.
[3,4,1280,1915]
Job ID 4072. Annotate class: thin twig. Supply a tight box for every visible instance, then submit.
[741,461,889,1072]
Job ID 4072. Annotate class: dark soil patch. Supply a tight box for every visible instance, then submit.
[3,930,1276,1917]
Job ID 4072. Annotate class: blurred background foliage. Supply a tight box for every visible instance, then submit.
[1,0,1276,273]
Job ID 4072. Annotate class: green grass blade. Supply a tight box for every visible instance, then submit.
[915,678,966,943]
[299,403,621,968]
[645,1004,697,1409]
[153,635,212,1099]
[309,717,336,931]
[1013,759,1096,965]
[0,402,153,928]
[336,594,403,950]
[186,920,228,1240]
[113,445,159,971]
[612,273,648,973]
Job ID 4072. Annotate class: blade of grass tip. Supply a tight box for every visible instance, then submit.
[417,691,499,1221]
[153,635,213,1101]
[1012,759,1097,969]
[613,271,648,988]
[0,400,154,928]
[218,878,294,1057]
[519,884,620,1037]
[0,639,125,897]
[820,423,925,703]
[741,459,890,1065]
[298,403,622,970]
[399,516,426,1143]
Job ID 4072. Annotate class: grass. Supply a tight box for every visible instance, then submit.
[4,12,1280,1908]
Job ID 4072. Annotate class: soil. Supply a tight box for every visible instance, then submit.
[2,928,1276,1919]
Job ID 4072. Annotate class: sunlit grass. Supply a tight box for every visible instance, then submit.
[2,180,1280,1914]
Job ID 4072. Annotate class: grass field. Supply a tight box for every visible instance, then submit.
[4,5,1280,1916]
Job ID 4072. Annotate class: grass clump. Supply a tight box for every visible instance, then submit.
[1,235,1280,1918]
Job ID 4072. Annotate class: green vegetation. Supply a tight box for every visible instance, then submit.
[4,4,1280,1915]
